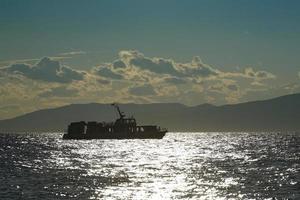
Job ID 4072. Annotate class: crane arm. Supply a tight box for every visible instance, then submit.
[111,103,125,119]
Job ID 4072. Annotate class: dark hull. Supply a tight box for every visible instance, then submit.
[63,131,167,140]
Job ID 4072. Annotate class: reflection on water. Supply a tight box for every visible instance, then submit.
[0,132,299,199]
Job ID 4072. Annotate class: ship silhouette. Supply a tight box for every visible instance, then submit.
[63,104,167,139]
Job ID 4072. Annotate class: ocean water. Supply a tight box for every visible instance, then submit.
[0,132,299,200]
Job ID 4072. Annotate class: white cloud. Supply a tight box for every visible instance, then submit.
[118,50,181,76]
[1,57,85,83]
[0,56,71,67]
[244,67,276,80]
[60,51,86,56]
[177,56,219,78]
[116,50,219,78]
[223,67,276,81]
[0,49,287,119]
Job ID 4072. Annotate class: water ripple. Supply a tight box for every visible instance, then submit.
[0,132,299,199]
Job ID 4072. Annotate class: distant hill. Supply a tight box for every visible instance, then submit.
[0,93,300,132]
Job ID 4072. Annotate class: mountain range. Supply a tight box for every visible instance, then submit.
[0,93,299,132]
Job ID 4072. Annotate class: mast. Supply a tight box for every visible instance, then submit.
[111,103,125,119]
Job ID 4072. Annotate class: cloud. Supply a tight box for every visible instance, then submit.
[298,71,300,79]
[177,56,219,78]
[0,104,22,111]
[0,56,72,67]
[224,67,276,81]
[93,66,124,80]
[119,50,181,76]
[163,77,186,84]
[38,86,79,98]
[129,84,156,96]
[112,59,127,69]
[209,82,239,93]
[0,58,40,67]
[1,57,85,83]
[60,51,86,56]
[227,84,238,91]
[206,79,241,104]
[0,49,285,119]
[244,67,276,80]
[87,50,278,105]
[0,104,25,120]
[116,50,219,78]
[97,78,111,85]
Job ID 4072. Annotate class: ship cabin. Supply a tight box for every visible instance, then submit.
[113,117,137,133]
[114,117,136,126]
[67,121,86,136]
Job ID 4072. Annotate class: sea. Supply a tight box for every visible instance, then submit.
[0,132,299,200]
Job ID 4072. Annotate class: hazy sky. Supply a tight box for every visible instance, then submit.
[0,0,300,119]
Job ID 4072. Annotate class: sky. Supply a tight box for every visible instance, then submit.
[0,0,300,119]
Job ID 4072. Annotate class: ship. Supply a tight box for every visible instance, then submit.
[63,103,167,139]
